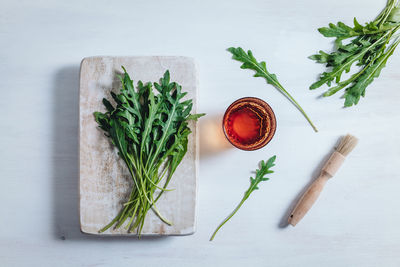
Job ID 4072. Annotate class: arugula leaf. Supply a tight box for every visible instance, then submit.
[209,155,276,241]
[228,47,317,132]
[310,0,400,107]
[94,67,204,235]
[317,19,395,39]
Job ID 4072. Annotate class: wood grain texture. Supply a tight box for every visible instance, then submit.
[79,56,198,235]
[288,174,330,226]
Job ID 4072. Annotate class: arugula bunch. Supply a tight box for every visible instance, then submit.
[210,155,276,241]
[94,67,204,235]
[310,0,400,107]
[228,47,318,132]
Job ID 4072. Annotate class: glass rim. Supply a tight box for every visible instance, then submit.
[222,97,277,151]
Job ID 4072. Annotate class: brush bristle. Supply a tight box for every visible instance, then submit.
[336,134,358,156]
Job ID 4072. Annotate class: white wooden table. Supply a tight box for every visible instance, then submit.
[1,0,399,266]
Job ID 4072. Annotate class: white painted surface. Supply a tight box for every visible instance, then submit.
[1,0,399,266]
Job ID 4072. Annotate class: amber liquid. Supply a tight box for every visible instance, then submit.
[223,97,276,151]
[225,104,265,146]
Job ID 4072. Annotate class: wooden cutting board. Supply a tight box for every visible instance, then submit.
[79,56,199,235]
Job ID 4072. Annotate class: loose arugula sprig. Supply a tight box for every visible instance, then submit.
[310,0,400,107]
[94,67,204,236]
[210,155,276,241]
[228,47,318,132]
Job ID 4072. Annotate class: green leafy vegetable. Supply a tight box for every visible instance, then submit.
[209,155,276,241]
[94,67,204,236]
[310,0,400,107]
[228,47,318,132]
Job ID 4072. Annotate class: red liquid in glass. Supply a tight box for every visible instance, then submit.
[226,105,263,145]
[223,97,276,150]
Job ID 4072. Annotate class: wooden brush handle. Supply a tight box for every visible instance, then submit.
[288,151,345,226]
[288,173,330,226]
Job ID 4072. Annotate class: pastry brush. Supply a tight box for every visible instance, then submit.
[288,134,358,226]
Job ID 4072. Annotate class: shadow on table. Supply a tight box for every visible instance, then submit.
[199,114,233,158]
[51,66,167,242]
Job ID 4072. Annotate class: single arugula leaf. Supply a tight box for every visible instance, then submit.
[210,155,276,241]
[318,21,356,38]
[317,19,393,39]
[228,47,317,132]
[310,0,400,107]
[228,47,281,86]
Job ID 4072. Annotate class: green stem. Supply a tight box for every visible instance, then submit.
[126,200,140,231]
[376,0,397,26]
[115,201,134,229]
[98,209,123,233]
[142,164,172,191]
[246,58,318,132]
[210,196,248,241]
[276,82,318,132]
[323,54,379,96]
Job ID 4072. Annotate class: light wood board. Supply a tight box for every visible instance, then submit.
[79,56,198,235]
